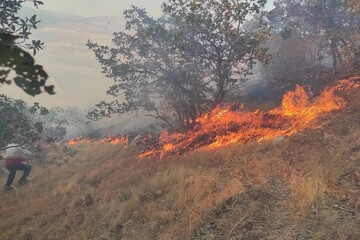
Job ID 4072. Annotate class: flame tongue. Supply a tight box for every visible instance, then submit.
[67,137,94,145]
[99,136,129,145]
[140,78,360,159]
[67,136,128,145]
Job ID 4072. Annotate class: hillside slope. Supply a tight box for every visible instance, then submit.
[0,79,359,240]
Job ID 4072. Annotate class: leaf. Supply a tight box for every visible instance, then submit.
[0,33,19,44]
[0,33,53,95]
[30,15,37,22]
[21,50,36,65]
[0,70,11,83]
[14,76,42,96]
[44,85,55,95]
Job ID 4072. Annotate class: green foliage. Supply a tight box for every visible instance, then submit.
[88,1,269,130]
[163,0,270,104]
[88,6,211,130]
[0,1,54,95]
[0,33,54,95]
[0,0,44,54]
[269,0,360,71]
[30,106,69,143]
[49,106,94,136]
[259,0,360,96]
[0,95,77,166]
[0,94,47,148]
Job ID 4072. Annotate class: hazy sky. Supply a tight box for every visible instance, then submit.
[40,0,274,17]
[4,0,167,107]
[40,0,164,17]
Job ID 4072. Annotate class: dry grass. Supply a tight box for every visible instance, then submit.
[0,86,359,239]
[289,167,330,215]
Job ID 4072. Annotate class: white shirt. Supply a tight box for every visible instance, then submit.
[5,143,33,159]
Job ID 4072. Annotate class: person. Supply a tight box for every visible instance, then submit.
[4,143,33,191]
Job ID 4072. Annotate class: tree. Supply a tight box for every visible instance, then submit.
[0,94,46,149]
[268,0,360,72]
[163,0,270,105]
[88,6,210,130]
[0,2,70,165]
[0,0,44,54]
[0,1,54,95]
[50,106,93,136]
[0,33,54,95]
[88,1,269,130]
[0,95,76,165]
[31,105,68,142]
[259,31,324,96]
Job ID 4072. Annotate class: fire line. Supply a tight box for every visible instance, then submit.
[139,77,360,159]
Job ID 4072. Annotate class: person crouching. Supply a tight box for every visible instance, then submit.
[4,143,33,191]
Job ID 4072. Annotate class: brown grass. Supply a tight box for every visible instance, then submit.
[0,86,359,239]
[289,167,330,215]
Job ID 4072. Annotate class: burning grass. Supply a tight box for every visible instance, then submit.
[140,78,360,159]
[67,135,128,146]
[0,76,359,240]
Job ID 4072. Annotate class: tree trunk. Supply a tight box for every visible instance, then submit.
[330,38,342,70]
[214,84,226,106]
[146,109,175,132]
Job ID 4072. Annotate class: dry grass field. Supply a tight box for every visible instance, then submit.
[0,84,359,240]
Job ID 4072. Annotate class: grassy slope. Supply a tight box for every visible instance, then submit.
[0,86,359,240]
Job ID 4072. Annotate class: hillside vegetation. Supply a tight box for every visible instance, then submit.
[0,82,359,239]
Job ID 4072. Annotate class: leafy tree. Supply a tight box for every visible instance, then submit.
[26,105,94,143]
[31,105,68,142]
[88,6,210,130]
[0,95,76,165]
[0,1,54,95]
[49,106,93,136]
[0,1,70,165]
[88,1,269,130]
[163,0,270,105]
[0,0,44,54]
[268,0,360,72]
[0,33,54,95]
[0,94,46,149]
[259,32,323,96]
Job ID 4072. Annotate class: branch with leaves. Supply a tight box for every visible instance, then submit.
[0,0,45,54]
[0,33,54,95]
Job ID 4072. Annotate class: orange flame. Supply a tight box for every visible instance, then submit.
[67,137,94,145]
[67,136,128,146]
[99,136,129,145]
[140,78,359,159]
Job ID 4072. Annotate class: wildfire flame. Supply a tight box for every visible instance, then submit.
[67,137,94,145]
[140,78,360,159]
[99,136,129,145]
[67,136,128,146]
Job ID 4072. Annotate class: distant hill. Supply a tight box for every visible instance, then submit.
[55,16,125,35]
[19,7,125,34]
[19,6,82,27]
[6,7,126,108]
